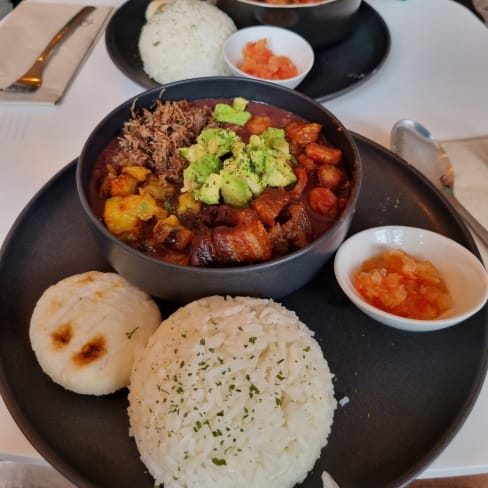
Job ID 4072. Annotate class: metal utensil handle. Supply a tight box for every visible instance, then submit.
[445,192,488,249]
[36,6,96,63]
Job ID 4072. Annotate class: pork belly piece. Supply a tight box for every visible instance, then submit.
[251,188,291,226]
[190,220,272,266]
[268,202,314,255]
[189,230,216,267]
[213,220,272,263]
[268,223,290,257]
[283,203,314,249]
[201,206,259,227]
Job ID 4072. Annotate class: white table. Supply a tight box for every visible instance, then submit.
[1,0,487,481]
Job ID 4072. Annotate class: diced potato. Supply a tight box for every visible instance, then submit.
[177,192,202,215]
[101,174,139,197]
[103,194,167,237]
[141,175,176,201]
[121,165,151,182]
[159,214,180,229]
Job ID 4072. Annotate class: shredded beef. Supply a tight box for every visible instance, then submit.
[112,99,214,182]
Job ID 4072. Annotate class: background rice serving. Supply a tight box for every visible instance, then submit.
[128,295,336,488]
[138,0,237,84]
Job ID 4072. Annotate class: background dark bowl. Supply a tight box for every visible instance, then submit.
[77,77,361,302]
[216,0,362,48]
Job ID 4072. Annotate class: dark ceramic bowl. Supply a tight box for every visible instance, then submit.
[76,77,361,302]
[216,0,362,48]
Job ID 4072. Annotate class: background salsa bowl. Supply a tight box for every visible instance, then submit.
[76,77,361,302]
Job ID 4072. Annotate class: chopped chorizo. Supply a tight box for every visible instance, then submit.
[305,142,342,165]
[296,153,316,171]
[317,164,343,190]
[246,115,271,135]
[285,122,322,145]
[309,187,339,219]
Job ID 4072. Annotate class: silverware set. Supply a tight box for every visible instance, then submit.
[3,5,94,93]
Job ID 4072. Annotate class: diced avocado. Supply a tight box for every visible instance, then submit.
[248,146,267,176]
[182,154,221,192]
[213,98,252,126]
[264,158,297,188]
[232,97,249,112]
[196,173,222,205]
[248,128,295,188]
[261,127,290,155]
[220,171,252,208]
[179,143,207,164]
[197,128,239,157]
[178,115,297,208]
[224,147,264,197]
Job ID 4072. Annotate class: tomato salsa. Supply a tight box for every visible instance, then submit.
[239,38,299,80]
[353,249,453,320]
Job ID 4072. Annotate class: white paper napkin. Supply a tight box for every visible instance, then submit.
[441,135,488,266]
[0,460,76,488]
[0,2,112,105]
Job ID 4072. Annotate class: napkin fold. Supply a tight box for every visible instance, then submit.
[0,2,112,105]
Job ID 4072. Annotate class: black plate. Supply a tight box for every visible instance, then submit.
[105,0,390,102]
[1,135,487,488]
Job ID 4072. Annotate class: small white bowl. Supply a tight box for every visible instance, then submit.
[334,226,488,332]
[223,25,314,90]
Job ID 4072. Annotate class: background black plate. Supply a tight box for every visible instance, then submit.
[0,135,487,488]
[105,0,390,102]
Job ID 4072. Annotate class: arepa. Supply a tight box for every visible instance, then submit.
[29,271,161,395]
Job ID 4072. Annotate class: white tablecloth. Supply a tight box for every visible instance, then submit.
[1,0,487,482]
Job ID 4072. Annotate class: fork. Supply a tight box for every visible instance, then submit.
[4,5,95,93]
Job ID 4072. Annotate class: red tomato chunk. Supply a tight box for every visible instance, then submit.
[239,38,299,80]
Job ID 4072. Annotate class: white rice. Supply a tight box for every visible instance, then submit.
[128,295,336,488]
[138,0,237,84]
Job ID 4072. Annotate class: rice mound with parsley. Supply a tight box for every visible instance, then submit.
[138,0,236,84]
[128,295,336,488]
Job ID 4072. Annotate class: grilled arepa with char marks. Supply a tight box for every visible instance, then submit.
[29,271,161,395]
